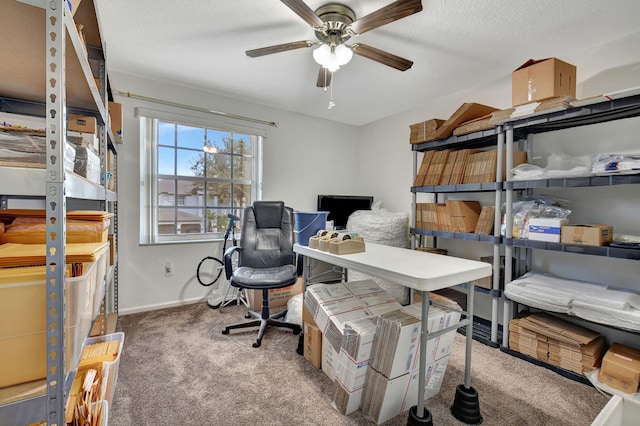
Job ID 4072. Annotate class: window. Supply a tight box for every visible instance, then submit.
[139,108,263,244]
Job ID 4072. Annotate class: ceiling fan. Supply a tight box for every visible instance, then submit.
[245,0,423,88]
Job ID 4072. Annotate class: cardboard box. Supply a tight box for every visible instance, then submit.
[561,224,613,246]
[445,200,482,233]
[528,218,569,242]
[322,333,339,381]
[108,101,123,141]
[409,119,445,144]
[246,277,303,311]
[332,316,379,414]
[303,321,322,369]
[305,280,401,352]
[393,303,461,375]
[599,342,640,394]
[476,256,524,290]
[433,103,499,140]
[512,58,576,106]
[361,355,450,425]
[68,114,97,134]
[302,301,315,326]
[68,0,83,16]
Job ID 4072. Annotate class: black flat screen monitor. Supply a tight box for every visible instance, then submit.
[317,195,373,230]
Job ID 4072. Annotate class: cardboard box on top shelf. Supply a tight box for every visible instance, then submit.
[68,114,97,134]
[432,103,499,140]
[560,224,613,246]
[108,102,124,143]
[512,58,576,106]
[409,118,445,144]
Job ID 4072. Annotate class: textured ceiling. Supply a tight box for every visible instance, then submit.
[95,0,640,126]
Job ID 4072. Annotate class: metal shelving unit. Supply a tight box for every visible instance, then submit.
[411,94,640,352]
[501,94,640,354]
[410,126,506,347]
[0,1,118,424]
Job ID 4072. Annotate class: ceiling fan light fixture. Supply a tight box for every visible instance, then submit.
[335,43,353,66]
[313,43,351,72]
[312,43,331,65]
[314,44,340,72]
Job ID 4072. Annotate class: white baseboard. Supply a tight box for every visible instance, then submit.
[118,296,207,316]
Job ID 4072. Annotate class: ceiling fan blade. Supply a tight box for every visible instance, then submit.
[246,40,314,57]
[316,67,332,88]
[281,0,324,28]
[352,43,413,71]
[349,0,423,35]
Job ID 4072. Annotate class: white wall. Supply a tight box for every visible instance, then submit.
[356,31,640,346]
[113,30,640,327]
[110,72,360,313]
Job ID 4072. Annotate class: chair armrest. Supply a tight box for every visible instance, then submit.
[224,246,242,280]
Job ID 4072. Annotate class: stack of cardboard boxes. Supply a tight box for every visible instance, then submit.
[303,280,462,424]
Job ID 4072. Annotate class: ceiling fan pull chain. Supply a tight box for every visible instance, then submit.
[328,73,336,110]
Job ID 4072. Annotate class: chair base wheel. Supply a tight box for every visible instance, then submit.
[252,339,261,348]
[222,328,229,335]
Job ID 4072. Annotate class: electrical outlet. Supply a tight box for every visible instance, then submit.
[164,262,172,277]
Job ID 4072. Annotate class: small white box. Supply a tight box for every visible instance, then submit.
[528,218,569,242]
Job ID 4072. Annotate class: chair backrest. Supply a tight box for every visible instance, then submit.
[238,201,295,269]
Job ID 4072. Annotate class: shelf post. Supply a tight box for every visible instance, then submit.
[45,1,68,423]
[502,125,515,347]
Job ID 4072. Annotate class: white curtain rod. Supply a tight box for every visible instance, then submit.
[116,90,278,127]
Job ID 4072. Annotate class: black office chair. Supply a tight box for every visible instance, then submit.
[222,201,302,348]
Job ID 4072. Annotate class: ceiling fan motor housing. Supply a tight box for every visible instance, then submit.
[314,3,356,45]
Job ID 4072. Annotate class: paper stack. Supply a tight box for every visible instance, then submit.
[304,280,402,354]
[0,241,108,267]
[359,300,461,424]
[509,312,607,374]
[331,316,379,415]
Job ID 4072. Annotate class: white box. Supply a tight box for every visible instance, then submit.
[332,316,378,414]
[591,395,640,426]
[528,218,569,242]
[322,333,339,382]
[324,292,401,352]
[362,355,451,425]
[370,303,461,379]
[305,280,402,352]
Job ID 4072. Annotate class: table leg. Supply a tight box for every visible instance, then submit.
[407,291,433,425]
[450,281,483,424]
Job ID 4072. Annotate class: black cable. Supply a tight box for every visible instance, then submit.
[196,214,239,287]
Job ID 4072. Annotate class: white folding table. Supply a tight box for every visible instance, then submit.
[294,242,492,425]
